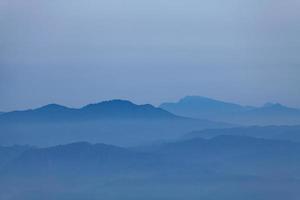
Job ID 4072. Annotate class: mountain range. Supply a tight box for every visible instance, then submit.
[1,97,300,199]
[160,96,300,125]
[1,135,300,200]
[0,100,178,122]
[0,100,230,147]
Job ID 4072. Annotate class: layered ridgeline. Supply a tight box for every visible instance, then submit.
[0,100,176,122]
[160,96,300,125]
[1,135,300,200]
[184,125,300,142]
[0,100,229,146]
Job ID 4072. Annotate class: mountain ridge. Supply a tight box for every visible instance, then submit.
[184,125,300,142]
[160,96,300,125]
[0,99,230,147]
[1,135,300,200]
[0,99,178,122]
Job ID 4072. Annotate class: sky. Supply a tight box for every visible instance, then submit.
[1,0,300,111]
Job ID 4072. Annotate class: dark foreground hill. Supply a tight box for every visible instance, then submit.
[0,100,230,147]
[160,96,300,125]
[0,135,300,200]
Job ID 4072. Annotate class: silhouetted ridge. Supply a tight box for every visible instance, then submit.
[80,99,177,119]
[161,95,300,125]
[0,99,230,146]
[179,96,242,107]
[163,96,247,110]
[0,99,178,122]
[160,96,249,119]
[82,100,135,110]
[249,103,299,114]
[34,104,71,112]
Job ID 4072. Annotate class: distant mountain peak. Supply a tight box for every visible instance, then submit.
[160,95,300,125]
[179,96,220,103]
[81,99,177,119]
[160,95,246,116]
[82,99,136,110]
[163,96,243,107]
[96,99,135,106]
[35,104,69,112]
[83,99,160,111]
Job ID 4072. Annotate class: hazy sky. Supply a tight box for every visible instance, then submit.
[1,0,300,111]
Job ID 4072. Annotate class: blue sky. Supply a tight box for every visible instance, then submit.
[1,0,300,111]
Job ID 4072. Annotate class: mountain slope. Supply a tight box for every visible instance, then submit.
[184,125,300,142]
[0,145,31,169]
[0,100,177,122]
[160,96,300,125]
[2,142,150,176]
[0,100,230,146]
[3,136,300,178]
[160,96,250,117]
[1,136,300,200]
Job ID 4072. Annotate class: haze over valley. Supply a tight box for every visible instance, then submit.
[1,0,300,199]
